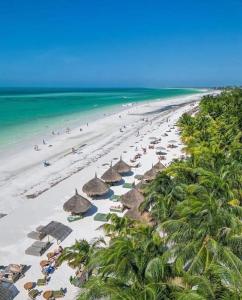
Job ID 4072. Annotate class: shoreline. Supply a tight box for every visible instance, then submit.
[0,88,204,155]
[0,92,211,214]
[25,99,194,200]
[0,90,219,299]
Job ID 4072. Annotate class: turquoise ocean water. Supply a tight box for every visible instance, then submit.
[0,88,201,150]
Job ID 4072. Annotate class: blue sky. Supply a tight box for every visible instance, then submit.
[0,0,242,87]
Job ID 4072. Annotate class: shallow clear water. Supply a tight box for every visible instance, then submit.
[0,87,200,149]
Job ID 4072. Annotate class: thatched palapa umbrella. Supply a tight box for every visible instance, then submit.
[101,163,122,184]
[82,174,109,197]
[121,188,144,209]
[63,189,92,215]
[113,156,130,175]
[143,165,157,182]
[125,208,153,225]
[134,174,144,180]
[153,160,166,171]
[135,180,147,193]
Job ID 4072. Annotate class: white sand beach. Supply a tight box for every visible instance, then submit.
[0,91,218,299]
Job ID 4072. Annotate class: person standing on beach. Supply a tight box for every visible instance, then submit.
[66,127,71,134]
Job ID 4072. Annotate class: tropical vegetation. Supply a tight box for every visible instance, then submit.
[59,90,242,299]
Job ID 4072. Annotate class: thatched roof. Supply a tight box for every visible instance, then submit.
[143,166,157,182]
[113,157,130,174]
[63,189,92,214]
[134,174,144,180]
[82,174,109,196]
[125,208,153,225]
[101,164,122,183]
[40,221,72,242]
[121,188,144,209]
[153,160,166,171]
[135,180,147,193]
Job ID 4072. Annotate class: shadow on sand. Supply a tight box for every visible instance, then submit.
[91,189,114,200]
[85,205,98,217]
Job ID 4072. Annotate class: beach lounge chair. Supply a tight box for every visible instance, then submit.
[94,213,108,222]
[110,205,123,212]
[52,289,65,298]
[110,195,120,202]
[67,215,82,222]
[122,183,133,189]
[36,278,46,286]
[28,289,39,299]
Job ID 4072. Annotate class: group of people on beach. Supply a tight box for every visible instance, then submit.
[33,122,91,168]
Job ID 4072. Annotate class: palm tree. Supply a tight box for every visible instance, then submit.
[66,90,242,300]
[101,213,135,237]
[58,238,105,269]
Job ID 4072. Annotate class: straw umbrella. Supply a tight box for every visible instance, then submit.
[121,188,144,209]
[134,174,143,180]
[135,180,147,193]
[143,165,158,182]
[63,189,92,215]
[82,174,109,197]
[125,208,153,225]
[153,160,166,172]
[113,156,130,175]
[101,163,122,184]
